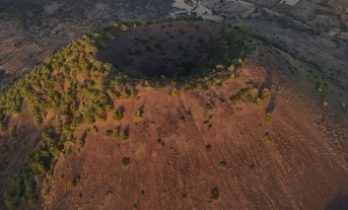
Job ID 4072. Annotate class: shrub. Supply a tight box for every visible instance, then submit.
[228,94,241,103]
[10,126,17,138]
[265,112,273,122]
[182,193,187,198]
[92,125,99,133]
[253,97,262,106]
[171,88,179,96]
[205,100,215,110]
[263,132,271,142]
[68,180,76,188]
[260,88,270,100]
[156,138,165,146]
[113,109,123,121]
[211,187,219,200]
[112,129,119,138]
[122,157,130,166]
[0,122,7,134]
[78,138,85,148]
[205,144,211,152]
[341,102,346,107]
[178,116,185,124]
[134,110,142,118]
[219,160,226,168]
[120,132,128,140]
[4,173,37,210]
[323,101,329,107]
[105,130,113,137]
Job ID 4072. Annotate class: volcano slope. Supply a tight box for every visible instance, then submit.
[1,17,348,210]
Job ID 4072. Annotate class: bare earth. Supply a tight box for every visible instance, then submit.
[34,49,348,209]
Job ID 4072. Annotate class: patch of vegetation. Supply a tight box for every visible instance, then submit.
[205,144,211,152]
[0,144,10,156]
[205,100,215,110]
[178,116,185,124]
[134,109,142,118]
[113,109,123,121]
[228,94,241,103]
[263,132,272,142]
[92,125,99,133]
[219,160,227,168]
[68,175,80,188]
[4,172,38,209]
[182,193,187,198]
[170,88,180,96]
[105,130,113,137]
[78,131,87,148]
[323,101,329,107]
[156,138,165,146]
[253,97,262,106]
[112,129,120,138]
[265,112,273,122]
[211,187,219,200]
[10,125,17,138]
[120,132,129,140]
[260,88,271,100]
[228,87,254,104]
[122,157,131,166]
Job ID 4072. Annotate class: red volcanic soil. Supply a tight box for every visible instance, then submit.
[41,48,348,210]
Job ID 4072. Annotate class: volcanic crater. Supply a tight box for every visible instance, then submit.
[96,20,251,78]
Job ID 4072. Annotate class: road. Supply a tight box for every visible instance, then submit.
[170,0,201,18]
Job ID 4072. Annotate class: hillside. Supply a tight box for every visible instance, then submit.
[1,17,348,210]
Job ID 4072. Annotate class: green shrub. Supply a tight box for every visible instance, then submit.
[122,157,130,166]
[171,88,179,96]
[253,97,262,106]
[92,125,99,133]
[10,126,17,138]
[134,110,142,118]
[120,132,129,140]
[0,122,7,134]
[4,172,37,210]
[219,160,226,168]
[105,130,113,137]
[211,187,219,200]
[112,129,119,138]
[205,144,211,152]
[265,112,273,122]
[78,138,85,148]
[78,131,87,148]
[228,94,241,103]
[68,175,80,188]
[323,101,329,107]
[341,102,346,107]
[263,132,271,142]
[113,109,123,121]
[260,88,270,100]
[178,116,185,124]
[156,138,165,146]
[205,100,215,110]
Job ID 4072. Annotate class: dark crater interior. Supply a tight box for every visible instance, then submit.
[96,20,248,78]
